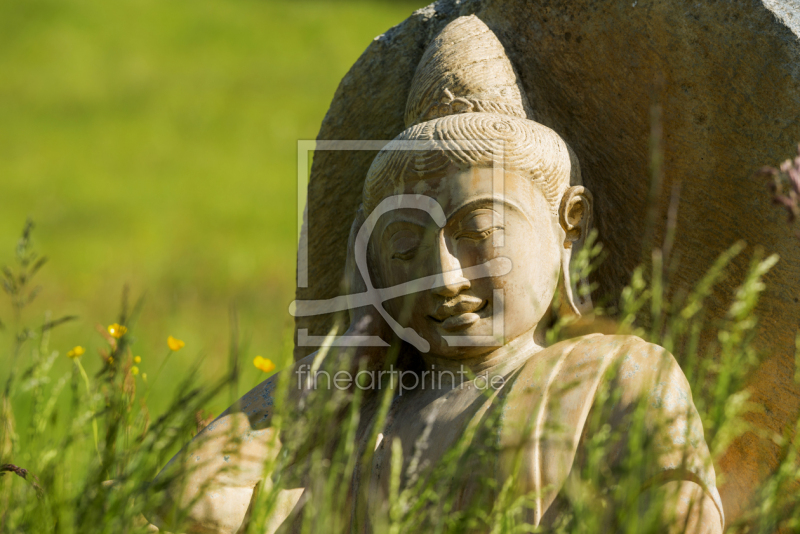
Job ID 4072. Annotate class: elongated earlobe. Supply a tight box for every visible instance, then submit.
[558,186,594,316]
[560,247,582,316]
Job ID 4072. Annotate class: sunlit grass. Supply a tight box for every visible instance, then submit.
[0,0,426,414]
[3,223,798,532]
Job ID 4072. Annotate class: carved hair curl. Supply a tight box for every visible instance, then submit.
[361,112,581,217]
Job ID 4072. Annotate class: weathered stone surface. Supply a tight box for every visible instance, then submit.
[296,0,800,521]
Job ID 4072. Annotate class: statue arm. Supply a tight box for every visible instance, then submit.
[503,335,723,531]
[590,339,724,533]
[146,317,388,534]
[146,354,316,534]
[640,480,723,534]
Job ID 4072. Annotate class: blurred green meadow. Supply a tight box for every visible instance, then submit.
[0,0,425,416]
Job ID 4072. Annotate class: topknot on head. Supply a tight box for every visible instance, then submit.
[362,16,581,218]
[404,15,533,128]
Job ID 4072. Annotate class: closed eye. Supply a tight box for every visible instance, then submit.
[392,249,418,261]
[454,226,503,241]
[454,209,503,241]
[389,232,422,261]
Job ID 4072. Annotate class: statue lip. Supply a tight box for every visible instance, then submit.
[429,298,487,330]
[440,311,482,331]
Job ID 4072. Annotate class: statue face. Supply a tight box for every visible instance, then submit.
[373,166,563,359]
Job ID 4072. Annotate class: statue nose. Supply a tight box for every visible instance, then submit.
[432,233,471,297]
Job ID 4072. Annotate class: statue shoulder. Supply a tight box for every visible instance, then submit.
[500,334,691,515]
[559,333,689,400]
[560,335,723,528]
[504,332,697,468]
[525,333,697,426]
[504,333,679,446]
[512,333,684,401]
[502,334,721,528]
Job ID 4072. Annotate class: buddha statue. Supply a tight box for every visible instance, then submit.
[148,15,724,534]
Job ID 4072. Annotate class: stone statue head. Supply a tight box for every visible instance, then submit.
[349,15,594,360]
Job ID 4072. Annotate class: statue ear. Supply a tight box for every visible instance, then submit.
[557,186,594,317]
[558,186,593,249]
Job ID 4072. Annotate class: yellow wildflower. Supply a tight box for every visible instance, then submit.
[253,356,276,373]
[167,336,185,351]
[108,324,127,339]
[67,346,85,359]
[134,355,141,364]
[142,373,148,382]
[108,356,114,364]
[131,366,139,375]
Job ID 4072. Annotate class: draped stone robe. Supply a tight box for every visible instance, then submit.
[352,334,724,533]
[151,334,724,533]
